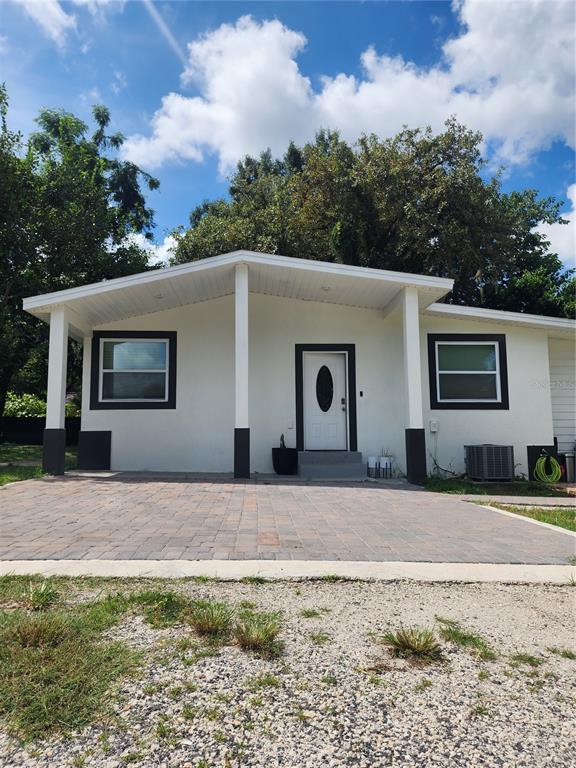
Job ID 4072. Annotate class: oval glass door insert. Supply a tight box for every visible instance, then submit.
[316,365,334,412]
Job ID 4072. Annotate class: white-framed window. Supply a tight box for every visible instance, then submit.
[428,334,509,410]
[99,338,169,402]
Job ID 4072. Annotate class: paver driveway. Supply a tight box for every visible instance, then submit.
[0,474,573,563]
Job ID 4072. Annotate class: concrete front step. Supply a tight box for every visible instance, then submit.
[298,451,366,479]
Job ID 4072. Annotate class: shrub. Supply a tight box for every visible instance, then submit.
[3,392,79,417]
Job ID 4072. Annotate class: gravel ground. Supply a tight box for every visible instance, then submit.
[1,580,575,768]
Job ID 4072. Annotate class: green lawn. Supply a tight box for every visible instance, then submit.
[0,444,77,486]
[0,466,45,487]
[491,504,576,532]
[425,477,571,498]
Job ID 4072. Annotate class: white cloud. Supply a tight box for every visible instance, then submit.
[122,1,575,173]
[12,0,119,47]
[537,185,576,268]
[111,70,127,95]
[126,233,178,266]
[13,0,77,48]
[0,35,8,54]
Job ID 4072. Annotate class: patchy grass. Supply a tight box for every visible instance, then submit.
[425,477,570,497]
[239,576,269,585]
[415,678,433,692]
[131,590,189,628]
[0,603,137,742]
[0,466,44,486]
[436,617,497,661]
[0,443,77,464]
[233,610,282,656]
[314,575,353,583]
[186,600,234,638]
[490,504,576,532]
[300,607,330,619]
[547,647,576,660]
[380,626,443,664]
[245,673,280,690]
[27,580,60,611]
[510,653,545,668]
[310,631,332,645]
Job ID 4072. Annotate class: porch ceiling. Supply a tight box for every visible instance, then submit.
[23,251,453,338]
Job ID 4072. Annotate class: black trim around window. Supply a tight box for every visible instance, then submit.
[90,331,177,410]
[295,344,357,451]
[427,333,509,410]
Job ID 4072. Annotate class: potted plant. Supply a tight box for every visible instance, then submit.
[272,434,298,475]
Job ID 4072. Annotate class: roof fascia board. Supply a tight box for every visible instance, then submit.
[23,250,453,312]
[426,302,575,331]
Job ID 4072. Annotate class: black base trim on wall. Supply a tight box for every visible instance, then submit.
[42,429,66,475]
[405,428,427,485]
[234,428,250,479]
[78,431,112,470]
[295,344,357,452]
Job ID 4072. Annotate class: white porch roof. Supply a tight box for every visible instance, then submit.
[23,250,453,340]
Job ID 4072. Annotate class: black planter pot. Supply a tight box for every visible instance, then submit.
[272,447,298,475]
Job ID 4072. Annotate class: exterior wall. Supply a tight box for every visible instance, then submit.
[81,296,235,472]
[548,338,576,453]
[81,294,406,472]
[81,292,558,477]
[420,315,554,477]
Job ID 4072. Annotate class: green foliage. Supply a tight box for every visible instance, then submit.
[2,392,80,418]
[0,84,159,415]
[174,121,573,318]
[130,590,188,628]
[0,607,137,741]
[380,626,443,664]
[186,599,234,638]
[492,504,576,532]
[435,617,497,660]
[233,609,282,655]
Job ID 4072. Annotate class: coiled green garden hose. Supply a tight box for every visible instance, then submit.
[534,453,562,483]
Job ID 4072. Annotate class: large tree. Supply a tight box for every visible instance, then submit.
[0,86,159,416]
[174,121,574,317]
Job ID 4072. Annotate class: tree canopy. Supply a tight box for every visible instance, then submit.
[0,85,159,416]
[174,121,574,318]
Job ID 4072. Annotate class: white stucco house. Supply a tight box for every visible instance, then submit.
[22,250,575,483]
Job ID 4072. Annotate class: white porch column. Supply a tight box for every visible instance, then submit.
[43,306,69,474]
[234,263,250,477]
[401,287,426,483]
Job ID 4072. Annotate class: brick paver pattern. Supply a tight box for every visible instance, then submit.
[0,475,573,563]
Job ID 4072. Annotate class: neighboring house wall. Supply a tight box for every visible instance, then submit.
[81,294,559,476]
[420,316,554,477]
[548,338,576,453]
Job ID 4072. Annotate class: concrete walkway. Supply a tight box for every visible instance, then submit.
[0,474,574,564]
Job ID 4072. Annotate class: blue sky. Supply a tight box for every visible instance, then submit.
[1,1,574,263]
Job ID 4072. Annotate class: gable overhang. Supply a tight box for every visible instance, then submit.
[425,302,576,340]
[22,250,454,339]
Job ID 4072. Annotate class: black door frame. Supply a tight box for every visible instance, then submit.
[295,344,358,452]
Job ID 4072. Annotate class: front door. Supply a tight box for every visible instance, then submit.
[303,352,348,450]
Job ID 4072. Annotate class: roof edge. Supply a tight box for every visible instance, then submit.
[426,302,575,330]
[23,250,453,312]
